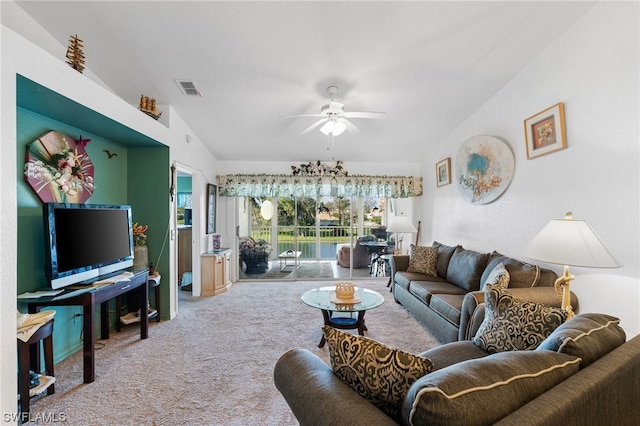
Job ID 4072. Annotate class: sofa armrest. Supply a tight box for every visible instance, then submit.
[458,287,579,341]
[459,291,486,340]
[391,255,410,272]
[274,348,397,426]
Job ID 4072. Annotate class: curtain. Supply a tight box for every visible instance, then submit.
[217,174,422,198]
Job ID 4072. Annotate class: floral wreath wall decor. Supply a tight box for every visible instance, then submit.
[455,135,515,205]
[291,160,348,176]
[524,102,567,159]
[24,130,95,203]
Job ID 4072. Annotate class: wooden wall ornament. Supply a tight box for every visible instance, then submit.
[24,131,95,203]
[65,34,85,73]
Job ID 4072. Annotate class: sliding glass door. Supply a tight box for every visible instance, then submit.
[237,195,389,281]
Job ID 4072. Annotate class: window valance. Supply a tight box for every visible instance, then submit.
[217,174,422,198]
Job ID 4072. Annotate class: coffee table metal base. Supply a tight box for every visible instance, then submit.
[318,309,368,348]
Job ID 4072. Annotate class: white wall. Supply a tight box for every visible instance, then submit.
[421,2,639,336]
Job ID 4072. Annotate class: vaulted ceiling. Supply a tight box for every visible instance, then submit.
[12,1,594,163]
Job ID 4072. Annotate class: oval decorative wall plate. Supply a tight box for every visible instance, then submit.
[24,130,95,203]
[455,135,515,205]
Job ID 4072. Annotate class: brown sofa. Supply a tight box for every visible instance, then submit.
[274,314,640,425]
[390,242,578,343]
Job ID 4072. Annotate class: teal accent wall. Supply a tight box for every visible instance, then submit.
[127,147,171,317]
[16,78,170,365]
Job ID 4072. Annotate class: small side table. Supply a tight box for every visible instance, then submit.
[17,319,55,417]
[278,251,302,272]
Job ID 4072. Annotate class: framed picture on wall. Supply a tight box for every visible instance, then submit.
[206,184,217,234]
[436,157,451,187]
[524,102,567,159]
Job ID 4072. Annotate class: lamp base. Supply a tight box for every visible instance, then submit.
[555,266,575,319]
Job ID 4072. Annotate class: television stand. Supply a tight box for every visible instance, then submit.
[21,269,149,383]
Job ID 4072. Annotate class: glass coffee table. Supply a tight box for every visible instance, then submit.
[301,286,385,348]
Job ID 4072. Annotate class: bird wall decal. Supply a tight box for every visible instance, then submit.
[103,149,117,159]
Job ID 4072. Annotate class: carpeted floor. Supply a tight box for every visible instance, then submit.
[27,279,439,425]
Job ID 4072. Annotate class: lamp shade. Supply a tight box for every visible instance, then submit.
[387,213,417,233]
[521,212,622,268]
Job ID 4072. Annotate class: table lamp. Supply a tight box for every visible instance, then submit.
[386,212,417,254]
[521,212,622,318]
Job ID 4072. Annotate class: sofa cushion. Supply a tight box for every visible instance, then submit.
[406,245,438,277]
[480,251,540,289]
[483,262,510,289]
[408,280,467,305]
[537,313,626,369]
[446,247,490,291]
[472,285,567,353]
[395,271,446,293]
[429,294,464,327]
[322,326,434,420]
[432,241,458,279]
[402,350,581,426]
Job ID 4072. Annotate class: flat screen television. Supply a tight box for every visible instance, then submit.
[42,203,134,289]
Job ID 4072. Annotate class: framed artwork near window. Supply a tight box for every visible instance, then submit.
[206,184,217,234]
[524,102,567,159]
[436,157,451,187]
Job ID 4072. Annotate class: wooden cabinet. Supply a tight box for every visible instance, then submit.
[201,249,232,296]
[177,227,192,282]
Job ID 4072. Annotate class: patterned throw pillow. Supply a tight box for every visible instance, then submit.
[472,285,567,353]
[322,326,434,420]
[406,245,438,277]
[484,262,510,289]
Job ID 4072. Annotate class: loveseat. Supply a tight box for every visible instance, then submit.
[390,241,578,343]
[274,313,640,425]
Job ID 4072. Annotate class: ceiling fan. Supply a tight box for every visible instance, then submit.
[283,86,388,136]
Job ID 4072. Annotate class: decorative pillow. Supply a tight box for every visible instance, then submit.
[402,350,581,426]
[445,247,490,291]
[322,326,434,419]
[537,313,626,369]
[432,241,458,279]
[484,262,510,289]
[480,251,540,289]
[472,285,567,353]
[406,245,438,277]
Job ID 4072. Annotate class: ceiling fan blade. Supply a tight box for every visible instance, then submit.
[280,113,326,118]
[338,117,360,133]
[342,111,388,119]
[300,118,328,135]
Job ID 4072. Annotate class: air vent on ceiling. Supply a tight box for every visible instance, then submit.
[175,79,202,96]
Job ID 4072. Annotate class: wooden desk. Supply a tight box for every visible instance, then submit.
[22,269,149,383]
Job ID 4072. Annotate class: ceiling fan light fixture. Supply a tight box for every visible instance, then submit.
[320,120,347,136]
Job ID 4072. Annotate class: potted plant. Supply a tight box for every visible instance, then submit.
[239,237,272,274]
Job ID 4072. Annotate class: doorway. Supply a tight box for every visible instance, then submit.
[175,170,193,299]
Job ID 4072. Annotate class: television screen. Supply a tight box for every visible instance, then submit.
[43,203,134,289]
